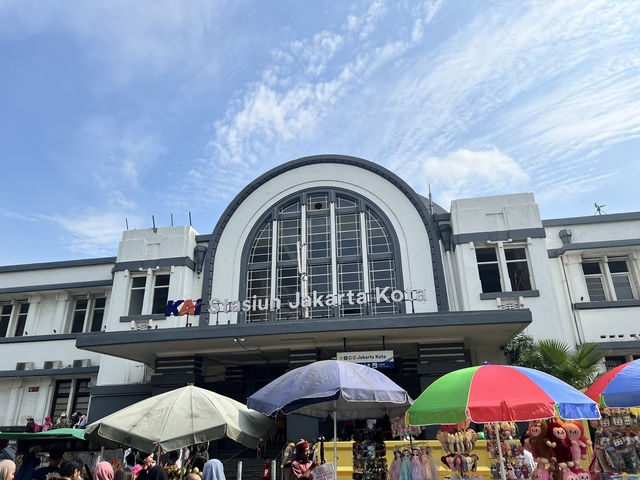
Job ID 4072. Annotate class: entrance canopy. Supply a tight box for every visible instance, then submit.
[76,310,531,366]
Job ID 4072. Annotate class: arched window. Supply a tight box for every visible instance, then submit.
[242,189,403,322]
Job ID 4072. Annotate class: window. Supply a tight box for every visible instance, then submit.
[475,244,532,294]
[70,297,107,333]
[14,303,29,336]
[243,189,401,322]
[151,274,170,314]
[128,277,146,315]
[50,378,92,418]
[582,256,637,302]
[0,304,11,337]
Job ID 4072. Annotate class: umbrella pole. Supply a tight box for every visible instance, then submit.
[333,400,338,480]
[494,422,507,480]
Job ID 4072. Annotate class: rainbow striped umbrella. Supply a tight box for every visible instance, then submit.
[407,364,600,426]
[585,358,640,407]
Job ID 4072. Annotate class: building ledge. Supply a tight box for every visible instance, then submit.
[0,333,80,344]
[480,290,540,300]
[0,366,99,378]
[119,314,167,323]
[574,300,640,309]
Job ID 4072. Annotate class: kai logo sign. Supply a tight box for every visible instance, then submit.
[166,288,427,316]
[165,299,202,317]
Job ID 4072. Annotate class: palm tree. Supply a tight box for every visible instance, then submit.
[504,335,608,389]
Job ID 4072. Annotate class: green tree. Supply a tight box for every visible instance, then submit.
[504,334,608,389]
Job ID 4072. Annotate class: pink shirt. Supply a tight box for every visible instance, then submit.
[290,461,313,480]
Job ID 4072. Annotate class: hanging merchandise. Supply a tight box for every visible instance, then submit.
[484,422,525,480]
[388,443,438,480]
[352,428,387,480]
[589,408,640,480]
[435,425,480,480]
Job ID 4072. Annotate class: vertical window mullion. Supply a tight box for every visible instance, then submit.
[602,257,616,301]
[496,243,512,292]
[141,269,153,314]
[270,219,278,305]
[300,206,309,319]
[359,211,370,295]
[330,202,338,298]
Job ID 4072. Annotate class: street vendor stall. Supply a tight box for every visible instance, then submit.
[585,359,640,480]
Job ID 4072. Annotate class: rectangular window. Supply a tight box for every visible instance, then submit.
[278,218,300,262]
[581,257,636,302]
[89,297,106,332]
[308,264,331,318]
[50,379,72,418]
[0,304,11,337]
[337,213,361,257]
[369,259,398,315]
[307,216,330,259]
[246,269,270,323]
[338,262,363,316]
[504,247,532,291]
[277,266,299,321]
[476,247,502,293]
[128,277,146,315]
[71,299,88,333]
[14,303,29,336]
[151,274,170,314]
[71,378,91,414]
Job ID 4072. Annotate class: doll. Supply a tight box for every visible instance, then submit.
[529,420,554,465]
[572,468,591,480]
[562,470,579,480]
[562,421,583,466]
[389,449,402,480]
[547,419,574,470]
[531,467,550,480]
[411,447,425,480]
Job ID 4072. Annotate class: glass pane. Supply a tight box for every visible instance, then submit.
[94,297,106,309]
[612,275,634,300]
[128,289,144,315]
[337,214,361,257]
[71,311,85,333]
[336,195,357,208]
[505,248,527,261]
[367,210,392,255]
[307,215,330,259]
[369,260,398,315]
[582,262,601,275]
[338,263,363,316]
[250,222,272,264]
[507,261,532,291]
[152,284,169,314]
[155,274,170,286]
[478,264,502,293]
[0,317,8,337]
[19,303,29,314]
[277,267,299,321]
[90,310,104,332]
[609,260,629,274]
[50,380,72,418]
[75,299,88,310]
[1,305,12,315]
[132,277,146,288]
[14,315,27,336]
[307,193,329,212]
[476,247,498,263]
[278,218,300,262]
[279,201,300,214]
[585,277,606,301]
[308,264,332,318]
[246,269,270,322]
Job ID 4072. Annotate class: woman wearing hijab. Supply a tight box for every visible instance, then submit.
[41,416,53,432]
[138,466,166,480]
[202,460,225,480]
[0,460,16,480]
[93,462,115,480]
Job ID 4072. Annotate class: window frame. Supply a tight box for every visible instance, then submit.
[49,377,93,419]
[126,270,172,316]
[69,295,108,333]
[581,255,638,302]
[475,242,534,295]
[239,188,404,323]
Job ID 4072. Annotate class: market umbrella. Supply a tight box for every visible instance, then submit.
[584,358,640,407]
[247,360,413,478]
[85,385,275,452]
[407,365,600,480]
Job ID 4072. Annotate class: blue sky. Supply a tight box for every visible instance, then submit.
[1,0,639,265]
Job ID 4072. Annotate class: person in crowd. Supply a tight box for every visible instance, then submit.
[202,460,225,480]
[0,460,16,480]
[93,462,115,480]
[186,474,200,480]
[76,416,87,429]
[14,451,39,480]
[131,466,142,479]
[55,413,69,429]
[191,456,206,473]
[135,453,157,480]
[114,468,133,480]
[0,441,15,462]
[262,458,272,480]
[41,416,53,432]
[519,433,537,473]
[138,467,166,480]
[68,413,80,429]
[290,441,314,480]
[33,448,65,480]
[25,417,40,433]
[58,458,83,480]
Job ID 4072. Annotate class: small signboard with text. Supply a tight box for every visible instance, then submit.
[312,463,335,480]
[336,350,394,369]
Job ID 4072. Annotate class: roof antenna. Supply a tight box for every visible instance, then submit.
[125,218,129,230]
[428,184,434,214]
[171,213,174,227]
[594,202,606,215]
[152,215,157,233]
[189,211,192,227]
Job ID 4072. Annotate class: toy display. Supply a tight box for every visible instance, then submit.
[484,422,531,480]
[589,408,640,480]
[352,428,387,480]
[436,425,479,479]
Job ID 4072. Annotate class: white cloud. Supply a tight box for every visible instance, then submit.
[420,148,529,206]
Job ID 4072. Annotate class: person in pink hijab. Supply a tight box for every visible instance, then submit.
[41,416,53,432]
[0,460,16,480]
[93,462,115,480]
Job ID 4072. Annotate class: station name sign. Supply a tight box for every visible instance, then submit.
[166,287,426,316]
[337,350,394,369]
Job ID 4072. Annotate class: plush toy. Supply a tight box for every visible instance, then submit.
[531,467,550,480]
[547,419,574,469]
[562,470,579,480]
[562,421,583,466]
[572,468,591,480]
[529,420,554,465]
[571,421,591,461]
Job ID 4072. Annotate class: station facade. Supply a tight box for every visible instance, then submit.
[1,155,639,433]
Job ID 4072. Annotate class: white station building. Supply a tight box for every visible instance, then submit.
[1,155,639,433]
